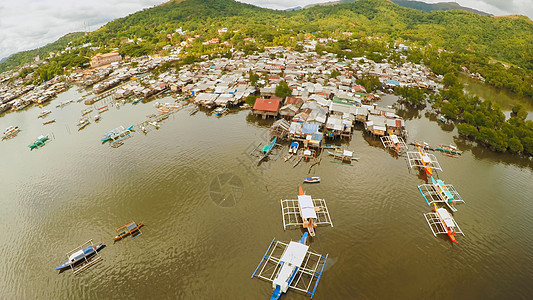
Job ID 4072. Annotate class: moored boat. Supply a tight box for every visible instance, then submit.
[37,110,52,118]
[2,126,20,140]
[431,177,458,212]
[214,106,228,116]
[328,148,359,162]
[436,144,463,155]
[289,141,299,154]
[303,176,320,183]
[43,119,56,125]
[113,221,144,241]
[77,117,90,130]
[55,242,105,271]
[433,204,459,243]
[29,135,49,150]
[417,146,433,175]
[298,187,317,236]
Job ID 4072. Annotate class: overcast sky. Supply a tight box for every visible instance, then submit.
[0,0,530,61]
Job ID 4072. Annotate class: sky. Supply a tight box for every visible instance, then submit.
[0,0,531,61]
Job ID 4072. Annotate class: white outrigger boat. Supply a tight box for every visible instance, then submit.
[251,232,328,299]
[280,187,333,236]
[407,146,442,175]
[77,117,90,130]
[380,134,408,154]
[418,176,465,212]
[424,204,464,243]
[2,126,20,140]
[37,110,52,118]
[328,148,359,163]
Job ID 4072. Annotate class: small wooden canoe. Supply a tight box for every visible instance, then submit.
[304,176,321,183]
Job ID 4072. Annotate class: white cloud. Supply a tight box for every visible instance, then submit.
[1,0,530,61]
[0,0,165,60]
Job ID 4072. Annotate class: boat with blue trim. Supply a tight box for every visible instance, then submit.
[55,242,105,271]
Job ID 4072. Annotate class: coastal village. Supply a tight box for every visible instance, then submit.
[1,38,469,299]
[1,38,442,145]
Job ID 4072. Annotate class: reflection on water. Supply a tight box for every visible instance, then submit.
[0,88,532,299]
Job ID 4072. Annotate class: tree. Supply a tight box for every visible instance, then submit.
[245,94,257,106]
[249,70,260,86]
[508,137,523,153]
[442,73,458,88]
[457,123,477,138]
[275,81,292,98]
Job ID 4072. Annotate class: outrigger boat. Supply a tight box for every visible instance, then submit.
[29,135,49,150]
[436,144,463,155]
[289,141,299,154]
[214,106,228,116]
[380,134,407,154]
[304,176,320,183]
[55,241,105,272]
[280,187,333,237]
[418,176,465,212]
[424,204,464,243]
[56,100,73,108]
[418,146,433,175]
[2,126,20,140]
[101,125,134,143]
[409,141,435,151]
[259,137,277,163]
[113,220,144,241]
[299,187,316,236]
[407,146,442,176]
[251,232,328,299]
[37,110,52,118]
[81,108,93,116]
[97,105,108,112]
[328,149,359,162]
[77,117,90,130]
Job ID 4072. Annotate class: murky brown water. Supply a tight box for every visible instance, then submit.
[460,74,533,117]
[0,89,532,299]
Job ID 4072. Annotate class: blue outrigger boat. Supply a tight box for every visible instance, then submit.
[29,135,49,150]
[258,137,277,163]
[55,242,105,271]
[417,176,465,212]
[252,232,328,299]
[101,125,134,143]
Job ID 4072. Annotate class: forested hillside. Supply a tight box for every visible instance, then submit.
[1,0,532,97]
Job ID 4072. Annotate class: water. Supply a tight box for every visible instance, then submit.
[459,74,533,120]
[0,89,532,299]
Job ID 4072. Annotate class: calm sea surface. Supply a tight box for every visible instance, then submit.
[0,87,532,299]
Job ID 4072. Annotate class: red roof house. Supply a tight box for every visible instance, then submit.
[253,98,281,119]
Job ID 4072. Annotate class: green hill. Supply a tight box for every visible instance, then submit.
[1,0,532,97]
[390,0,491,16]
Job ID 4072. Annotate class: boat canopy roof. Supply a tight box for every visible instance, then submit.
[436,208,455,228]
[126,222,138,231]
[421,155,430,163]
[390,135,400,144]
[280,241,309,266]
[343,150,353,157]
[298,195,317,219]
